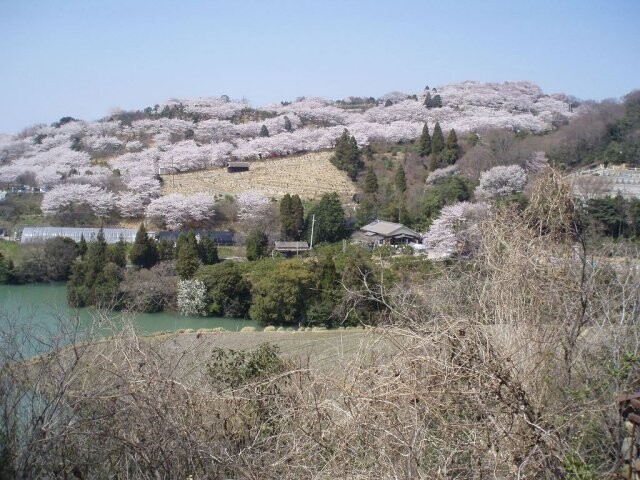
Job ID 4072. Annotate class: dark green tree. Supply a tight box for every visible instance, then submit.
[283,115,293,132]
[157,238,175,261]
[43,237,78,280]
[196,261,251,317]
[309,192,347,243]
[246,230,269,261]
[331,129,362,180]
[260,125,269,137]
[78,234,87,257]
[280,194,305,240]
[175,232,201,279]
[198,235,219,265]
[249,259,313,326]
[129,224,159,269]
[106,238,127,268]
[364,166,379,195]
[418,123,432,157]
[395,164,407,194]
[431,122,445,155]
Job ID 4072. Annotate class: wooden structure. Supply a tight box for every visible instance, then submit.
[274,241,310,257]
[227,162,250,173]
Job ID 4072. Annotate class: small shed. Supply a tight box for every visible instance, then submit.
[227,162,250,173]
[274,241,310,257]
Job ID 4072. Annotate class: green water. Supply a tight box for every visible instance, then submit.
[0,283,258,335]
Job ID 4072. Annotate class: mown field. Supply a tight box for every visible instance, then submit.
[161,151,357,200]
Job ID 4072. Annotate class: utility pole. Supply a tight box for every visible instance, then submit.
[309,214,316,249]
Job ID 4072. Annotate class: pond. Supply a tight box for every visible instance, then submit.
[0,283,259,338]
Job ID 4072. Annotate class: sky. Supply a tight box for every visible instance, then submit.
[0,0,639,134]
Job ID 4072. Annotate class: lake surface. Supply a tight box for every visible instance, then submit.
[0,283,259,336]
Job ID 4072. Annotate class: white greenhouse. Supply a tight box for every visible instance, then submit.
[20,227,138,244]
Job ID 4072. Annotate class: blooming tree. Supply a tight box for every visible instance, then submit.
[422,201,489,260]
[145,193,215,229]
[177,279,207,316]
[41,184,116,218]
[474,165,527,199]
[236,190,270,221]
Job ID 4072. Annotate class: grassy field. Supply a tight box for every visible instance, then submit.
[161,151,357,200]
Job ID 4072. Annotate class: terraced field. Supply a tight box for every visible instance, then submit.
[161,151,357,200]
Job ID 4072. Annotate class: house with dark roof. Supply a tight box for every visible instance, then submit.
[352,220,421,247]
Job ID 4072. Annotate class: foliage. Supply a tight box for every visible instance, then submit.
[175,232,200,279]
[249,259,314,326]
[280,193,304,240]
[245,229,269,261]
[157,238,176,261]
[363,166,378,195]
[197,235,219,265]
[145,193,215,230]
[307,192,347,243]
[418,175,474,228]
[176,278,207,316]
[106,238,127,268]
[330,129,362,180]
[418,122,431,157]
[120,262,177,313]
[196,261,251,317]
[129,224,159,269]
[208,343,286,389]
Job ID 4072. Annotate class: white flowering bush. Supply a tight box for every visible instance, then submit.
[177,279,207,316]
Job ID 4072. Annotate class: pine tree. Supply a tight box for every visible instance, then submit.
[260,125,269,137]
[432,122,445,155]
[364,166,379,194]
[280,193,293,238]
[331,129,361,180]
[309,192,347,243]
[246,230,269,260]
[290,194,304,240]
[443,128,459,165]
[78,234,87,257]
[395,164,407,194]
[423,92,432,107]
[107,237,128,268]
[418,123,432,157]
[198,235,219,265]
[129,224,159,269]
[175,232,200,279]
[283,115,293,132]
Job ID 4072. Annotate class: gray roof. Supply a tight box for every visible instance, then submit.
[274,241,310,251]
[360,220,420,238]
[21,227,138,244]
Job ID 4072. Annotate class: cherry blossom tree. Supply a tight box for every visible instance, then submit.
[145,193,215,229]
[236,190,271,221]
[422,201,489,260]
[474,165,527,199]
[41,184,116,218]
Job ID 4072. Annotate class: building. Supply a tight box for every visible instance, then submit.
[157,230,236,246]
[227,162,250,173]
[273,241,310,257]
[352,220,421,247]
[20,227,138,244]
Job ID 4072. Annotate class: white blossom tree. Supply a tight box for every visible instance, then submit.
[177,279,207,316]
[41,184,116,218]
[474,165,527,199]
[145,193,215,229]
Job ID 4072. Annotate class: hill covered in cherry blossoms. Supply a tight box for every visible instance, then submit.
[0,81,576,224]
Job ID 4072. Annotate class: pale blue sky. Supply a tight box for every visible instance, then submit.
[1,0,638,134]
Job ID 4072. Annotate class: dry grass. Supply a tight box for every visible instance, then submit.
[161,151,357,200]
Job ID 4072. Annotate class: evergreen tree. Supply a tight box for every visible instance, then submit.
[309,192,347,243]
[246,230,269,261]
[129,224,159,269]
[198,235,219,265]
[364,166,379,194]
[280,193,293,238]
[432,122,445,155]
[395,164,407,194]
[85,228,108,286]
[441,128,460,165]
[418,123,432,157]
[107,237,128,268]
[280,194,304,240]
[175,232,200,279]
[157,238,175,261]
[283,115,293,132]
[331,129,361,180]
[78,234,87,257]
[423,92,432,107]
[260,125,269,137]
